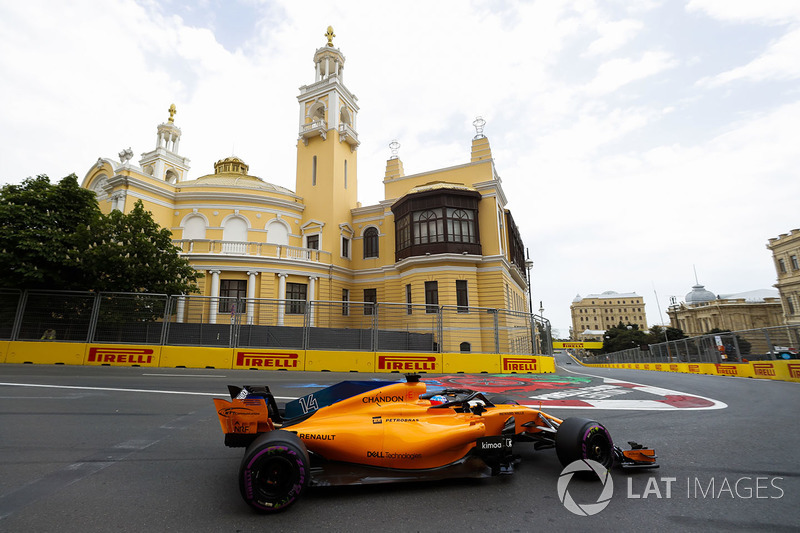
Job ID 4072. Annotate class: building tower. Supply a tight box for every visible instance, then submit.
[138,103,191,184]
[295,27,360,259]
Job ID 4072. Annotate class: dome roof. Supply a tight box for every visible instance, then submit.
[686,284,716,305]
[179,155,297,195]
[214,155,249,175]
[406,181,478,195]
[182,174,295,195]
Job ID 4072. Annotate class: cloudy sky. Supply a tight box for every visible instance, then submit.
[1,0,798,335]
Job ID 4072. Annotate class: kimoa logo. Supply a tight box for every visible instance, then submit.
[557,459,614,516]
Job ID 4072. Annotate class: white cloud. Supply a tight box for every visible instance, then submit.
[586,19,644,56]
[585,51,678,94]
[0,0,797,333]
[699,27,800,86]
[686,0,800,24]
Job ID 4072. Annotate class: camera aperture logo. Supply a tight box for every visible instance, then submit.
[557,459,613,516]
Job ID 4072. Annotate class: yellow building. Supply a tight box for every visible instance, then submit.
[570,291,648,340]
[81,30,535,354]
[767,229,800,326]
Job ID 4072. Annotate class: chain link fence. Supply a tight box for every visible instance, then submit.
[1,290,553,355]
[581,325,800,364]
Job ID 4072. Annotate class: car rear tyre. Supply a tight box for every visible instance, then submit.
[555,417,614,470]
[239,430,310,513]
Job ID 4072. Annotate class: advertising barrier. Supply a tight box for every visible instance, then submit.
[0,340,557,375]
[6,341,86,365]
[231,349,305,371]
[305,350,373,372]
[441,352,500,373]
[84,345,162,367]
[580,357,800,383]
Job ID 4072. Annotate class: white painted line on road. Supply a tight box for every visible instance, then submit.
[549,360,728,410]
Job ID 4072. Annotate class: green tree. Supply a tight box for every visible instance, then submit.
[0,176,199,294]
[645,325,687,345]
[76,200,199,294]
[601,321,648,354]
[0,174,99,289]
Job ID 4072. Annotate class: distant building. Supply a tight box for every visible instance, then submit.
[767,229,800,325]
[570,291,647,341]
[666,283,782,336]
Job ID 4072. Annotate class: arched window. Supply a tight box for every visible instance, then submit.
[266,219,289,245]
[363,227,379,258]
[413,210,442,244]
[340,107,352,126]
[448,209,474,243]
[222,216,248,253]
[183,215,207,240]
[310,103,325,123]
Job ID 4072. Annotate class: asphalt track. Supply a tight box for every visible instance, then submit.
[0,352,798,533]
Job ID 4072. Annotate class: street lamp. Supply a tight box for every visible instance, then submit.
[524,248,534,353]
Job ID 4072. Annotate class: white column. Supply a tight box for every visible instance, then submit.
[277,273,288,326]
[176,295,186,323]
[315,60,321,81]
[173,135,180,153]
[209,270,221,324]
[330,89,339,131]
[308,276,317,327]
[119,191,127,212]
[246,271,258,325]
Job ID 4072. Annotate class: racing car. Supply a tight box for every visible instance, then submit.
[213,374,657,512]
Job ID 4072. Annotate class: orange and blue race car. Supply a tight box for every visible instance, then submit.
[213,374,657,513]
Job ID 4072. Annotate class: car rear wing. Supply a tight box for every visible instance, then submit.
[213,385,282,447]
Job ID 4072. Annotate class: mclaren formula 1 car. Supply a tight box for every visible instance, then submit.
[213,374,657,512]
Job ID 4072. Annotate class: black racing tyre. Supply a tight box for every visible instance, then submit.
[489,395,520,405]
[239,430,310,513]
[555,418,614,470]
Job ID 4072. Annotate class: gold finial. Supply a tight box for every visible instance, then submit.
[325,26,335,47]
[168,103,177,123]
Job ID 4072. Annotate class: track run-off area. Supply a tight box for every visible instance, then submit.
[1,352,798,532]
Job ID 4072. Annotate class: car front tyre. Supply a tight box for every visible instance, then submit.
[555,417,614,471]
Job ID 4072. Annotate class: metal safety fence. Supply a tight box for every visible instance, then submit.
[580,324,800,364]
[1,289,553,355]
